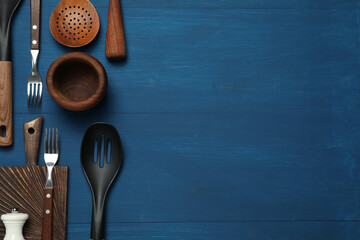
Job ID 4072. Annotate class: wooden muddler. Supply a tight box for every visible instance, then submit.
[105,0,126,61]
[0,61,12,146]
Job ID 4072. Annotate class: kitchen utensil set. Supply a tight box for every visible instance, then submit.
[0,0,126,238]
[24,120,61,239]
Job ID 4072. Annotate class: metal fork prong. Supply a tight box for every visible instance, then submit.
[52,128,55,153]
[27,84,31,107]
[48,128,51,154]
[56,128,59,154]
[38,84,43,106]
[34,83,39,108]
[30,83,35,107]
[44,128,47,153]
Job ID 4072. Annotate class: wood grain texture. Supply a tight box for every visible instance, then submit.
[24,116,43,166]
[0,166,68,240]
[46,52,107,111]
[105,0,126,60]
[41,188,54,240]
[30,0,40,50]
[49,0,100,47]
[0,61,12,146]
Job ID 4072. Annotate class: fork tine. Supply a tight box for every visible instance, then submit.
[27,83,31,107]
[34,83,39,108]
[48,128,51,153]
[56,128,59,153]
[38,83,43,107]
[44,128,47,153]
[30,83,34,107]
[52,128,55,153]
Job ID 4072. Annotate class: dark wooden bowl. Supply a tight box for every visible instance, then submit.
[46,52,107,111]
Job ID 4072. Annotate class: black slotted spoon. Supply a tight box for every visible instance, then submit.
[0,0,22,146]
[81,122,123,240]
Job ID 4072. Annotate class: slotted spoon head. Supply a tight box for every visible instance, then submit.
[81,122,122,240]
[49,0,100,47]
[0,0,22,60]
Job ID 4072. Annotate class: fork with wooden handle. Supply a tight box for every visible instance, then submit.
[28,0,43,107]
[42,128,59,240]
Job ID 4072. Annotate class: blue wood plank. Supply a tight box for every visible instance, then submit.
[67,222,360,239]
[1,113,359,223]
[1,0,360,238]
[88,0,360,10]
[10,7,360,115]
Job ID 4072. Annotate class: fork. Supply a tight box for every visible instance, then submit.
[41,128,59,240]
[28,0,42,107]
[27,51,43,107]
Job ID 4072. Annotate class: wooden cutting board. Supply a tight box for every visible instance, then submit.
[0,166,68,240]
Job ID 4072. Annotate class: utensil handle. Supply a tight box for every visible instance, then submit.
[31,0,40,50]
[41,188,54,240]
[91,198,105,240]
[0,61,12,146]
[105,0,126,60]
[24,116,43,166]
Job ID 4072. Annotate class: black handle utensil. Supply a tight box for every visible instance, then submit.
[81,123,123,240]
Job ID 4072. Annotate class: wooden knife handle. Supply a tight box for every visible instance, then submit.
[41,188,54,240]
[0,61,13,146]
[24,116,43,166]
[105,0,126,60]
[31,0,41,50]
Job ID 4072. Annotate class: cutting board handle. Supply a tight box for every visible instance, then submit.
[24,116,43,165]
[0,61,12,146]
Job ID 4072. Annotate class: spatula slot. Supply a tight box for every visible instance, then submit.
[94,134,110,167]
[93,138,98,163]
[0,126,6,138]
[99,134,105,168]
[107,139,111,164]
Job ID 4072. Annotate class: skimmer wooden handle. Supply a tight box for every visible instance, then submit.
[0,61,13,146]
[105,0,126,60]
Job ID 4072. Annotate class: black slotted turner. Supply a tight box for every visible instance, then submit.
[0,0,22,146]
[81,122,123,240]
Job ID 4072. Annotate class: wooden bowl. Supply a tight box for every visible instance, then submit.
[46,52,107,111]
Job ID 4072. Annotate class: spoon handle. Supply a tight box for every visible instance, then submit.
[105,0,126,61]
[0,61,12,146]
[91,197,105,240]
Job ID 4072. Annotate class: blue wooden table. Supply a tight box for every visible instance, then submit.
[1,0,359,239]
